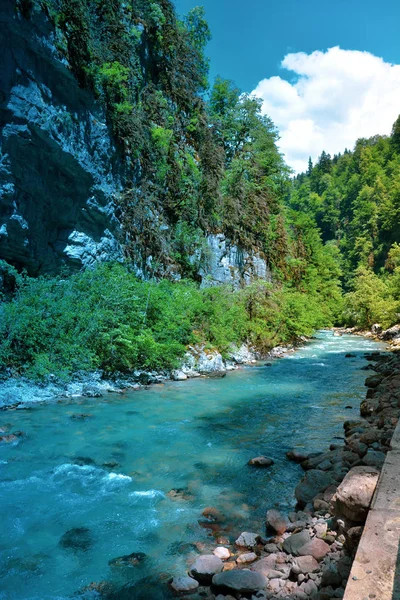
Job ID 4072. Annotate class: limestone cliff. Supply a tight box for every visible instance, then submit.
[0,1,271,286]
[0,1,124,275]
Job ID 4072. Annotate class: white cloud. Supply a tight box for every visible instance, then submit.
[252,47,400,173]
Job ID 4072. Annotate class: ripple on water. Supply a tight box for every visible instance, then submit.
[0,330,386,599]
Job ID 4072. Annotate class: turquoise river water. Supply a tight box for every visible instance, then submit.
[0,331,385,599]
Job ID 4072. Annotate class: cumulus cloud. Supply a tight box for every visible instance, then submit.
[252,47,400,173]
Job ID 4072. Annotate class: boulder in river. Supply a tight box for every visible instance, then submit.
[331,465,380,522]
[286,449,309,463]
[212,569,268,593]
[0,434,18,443]
[248,456,274,468]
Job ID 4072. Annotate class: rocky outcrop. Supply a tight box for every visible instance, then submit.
[200,233,272,288]
[0,2,125,275]
[0,4,273,287]
[181,346,227,378]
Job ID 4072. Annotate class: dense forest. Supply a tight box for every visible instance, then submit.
[290,121,400,330]
[0,0,398,381]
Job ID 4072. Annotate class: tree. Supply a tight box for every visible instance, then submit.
[391,115,400,154]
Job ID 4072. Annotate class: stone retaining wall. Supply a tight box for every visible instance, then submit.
[343,420,400,600]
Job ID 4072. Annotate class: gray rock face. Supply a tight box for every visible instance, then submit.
[0,3,124,275]
[200,233,271,288]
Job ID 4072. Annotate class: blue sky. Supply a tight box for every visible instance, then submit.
[174,0,400,172]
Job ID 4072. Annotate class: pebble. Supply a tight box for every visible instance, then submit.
[237,552,257,564]
[213,547,230,560]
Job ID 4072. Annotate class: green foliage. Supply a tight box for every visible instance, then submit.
[289,115,400,330]
[0,261,345,381]
[342,266,397,329]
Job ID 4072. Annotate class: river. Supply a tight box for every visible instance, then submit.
[0,330,385,599]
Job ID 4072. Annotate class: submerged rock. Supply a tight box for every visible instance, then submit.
[70,413,93,420]
[59,527,92,552]
[102,460,120,469]
[74,456,96,466]
[167,488,195,502]
[286,449,309,463]
[202,507,225,522]
[248,456,274,468]
[108,552,146,567]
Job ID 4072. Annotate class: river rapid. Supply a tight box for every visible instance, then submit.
[0,331,386,599]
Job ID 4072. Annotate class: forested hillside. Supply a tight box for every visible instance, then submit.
[0,0,397,382]
[290,119,400,329]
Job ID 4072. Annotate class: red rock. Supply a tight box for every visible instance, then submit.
[297,538,330,561]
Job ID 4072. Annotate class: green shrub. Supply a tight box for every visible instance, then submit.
[0,262,341,382]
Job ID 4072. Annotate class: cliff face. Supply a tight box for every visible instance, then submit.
[0,1,271,285]
[0,2,124,275]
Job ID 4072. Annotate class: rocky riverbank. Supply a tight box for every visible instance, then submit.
[161,338,400,599]
[0,341,301,410]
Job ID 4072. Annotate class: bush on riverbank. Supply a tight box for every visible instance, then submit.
[0,263,337,381]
